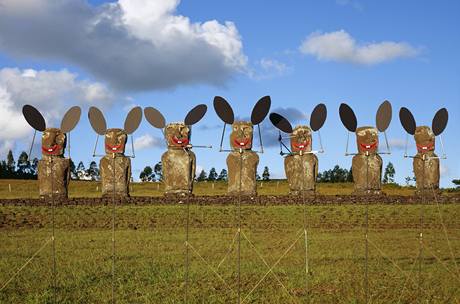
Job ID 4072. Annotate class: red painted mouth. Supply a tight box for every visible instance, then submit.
[105,143,124,153]
[234,138,250,148]
[416,142,434,152]
[359,142,378,151]
[42,144,61,155]
[172,136,189,147]
[292,140,310,151]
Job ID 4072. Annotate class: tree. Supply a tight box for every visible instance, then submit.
[383,162,396,184]
[87,161,100,180]
[262,166,270,181]
[154,161,163,181]
[197,170,207,181]
[6,150,15,177]
[217,169,228,181]
[17,151,31,177]
[69,159,77,179]
[346,167,353,182]
[208,167,218,181]
[452,179,460,189]
[76,161,85,172]
[140,166,154,182]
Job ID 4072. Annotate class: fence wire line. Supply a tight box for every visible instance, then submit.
[216,230,239,271]
[422,244,460,283]
[240,230,299,304]
[242,229,304,304]
[0,236,53,292]
[396,250,421,304]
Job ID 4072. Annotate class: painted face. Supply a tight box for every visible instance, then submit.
[165,123,191,148]
[42,128,66,156]
[414,126,435,153]
[230,121,253,150]
[290,125,312,152]
[356,127,379,154]
[105,128,127,154]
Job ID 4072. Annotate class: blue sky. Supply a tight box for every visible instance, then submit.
[0,0,458,186]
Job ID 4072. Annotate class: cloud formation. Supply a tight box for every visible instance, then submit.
[300,30,419,65]
[0,0,247,91]
[0,67,112,156]
[134,134,164,150]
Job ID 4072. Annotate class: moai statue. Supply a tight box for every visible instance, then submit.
[88,107,142,198]
[144,105,208,196]
[399,107,448,195]
[269,104,327,196]
[22,105,81,199]
[339,101,392,195]
[213,96,271,196]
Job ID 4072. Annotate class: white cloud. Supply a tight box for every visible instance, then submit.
[0,0,247,91]
[299,30,419,65]
[389,138,407,151]
[134,134,163,150]
[248,58,291,80]
[440,163,450,177]
[0,67,113,157]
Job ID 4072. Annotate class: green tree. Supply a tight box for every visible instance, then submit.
[197,170,207,181]
[262,166,270,181]
[6,150,15,177]
[346,167,353,182]
[217,169,228,181]
[383,162,396,184]
[140,166,154,182]
[154,161,163,181]
[17,151,30,177]
[452,179,460,189]
[208,167,218,181]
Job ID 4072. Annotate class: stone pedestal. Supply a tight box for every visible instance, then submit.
[352,153,382,195]
[162,149,196,195]
[227,151,259,196]
[100,155,131,198]
[284,153,318,196]
[38,157,70,199]
[413,152,440,195]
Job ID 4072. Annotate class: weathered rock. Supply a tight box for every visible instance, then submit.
[227,151,259,196]
[161,123,196,195]
[352,127,383,195]
[38,128,71,198]
[100,128,132,198]
[413,126,440,194]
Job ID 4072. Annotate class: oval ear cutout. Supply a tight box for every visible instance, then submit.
[61,106,81,133]
[376,100,392,132]
[399,107,416,135]
[432,108,448,136]
[310,103,327,132]
[22,105,46,131]
[124,106,143,135]
[144,107,166,129]
[88,106,107,135]
[213,96,234,124]
[269,112,293,133]
[251,95,271,125]
[339,103,357,132]
[184,104,207,126]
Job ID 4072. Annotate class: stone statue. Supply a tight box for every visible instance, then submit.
[399,107,448,195]
[339,101,392,195]
[144,105,207,196]
[22,105,81,199]
[213,96,271,196]
[269,104,327,196]
[88,106,142,198]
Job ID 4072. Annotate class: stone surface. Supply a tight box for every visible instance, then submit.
[413,126,440,194]
[352,127,382,195]
[38,156,70,199]
[227,151,259,196]
[285,153,318,195]
[100,155,131,198]
[230,121,253,150]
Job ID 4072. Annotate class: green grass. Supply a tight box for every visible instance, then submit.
[0,179,432,199]
[1,204,459,303]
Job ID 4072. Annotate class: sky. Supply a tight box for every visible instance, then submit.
[0,0,458,187]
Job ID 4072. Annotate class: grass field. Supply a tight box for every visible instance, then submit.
[1,201,459,303]
[0,179,446,199]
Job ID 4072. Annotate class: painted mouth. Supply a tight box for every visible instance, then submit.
[234,138,250,147]
[359,142,377,151]
[42,144,61,155]
[105,143,124,153]
[416,142,434,152]
[292,140,310,150]
[172,136,189,146]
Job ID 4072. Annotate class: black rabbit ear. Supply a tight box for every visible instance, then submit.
[269,112,293,133]
[432,108,448,136]
[22,105,46,131]
[61,106,81,133]
[310,103,327,131]
[184,104,207,125]
[376,100,392,132]
[339,103,357,132]
[88,106,107,135]
[213,96,234,124]
[124,106,143,134]
[399,107,416,135]
[144,107,166,129]
[251,95,271,125]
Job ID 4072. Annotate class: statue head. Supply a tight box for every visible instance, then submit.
[290,125,312,153]
[356,126,379,154]
[414,126,435,153]
[165,122,191,148]
[42,128,66,157]
[104,128,127,155]
[230,121,253,150]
